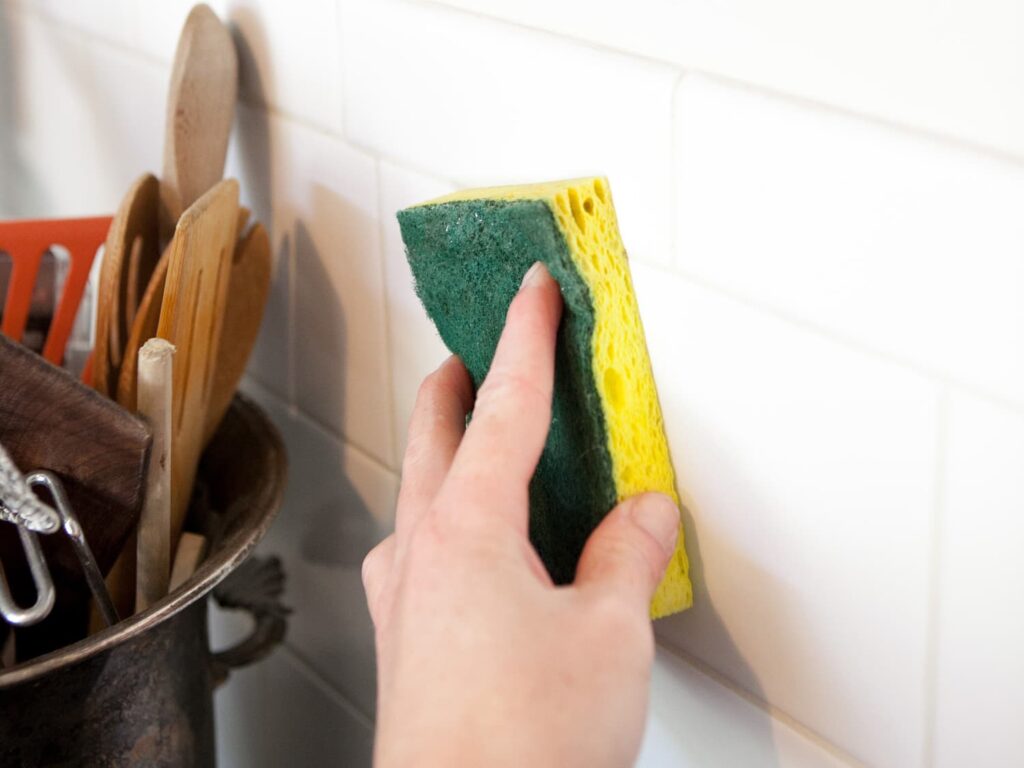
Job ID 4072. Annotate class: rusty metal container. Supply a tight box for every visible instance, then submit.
[0,395,288,767]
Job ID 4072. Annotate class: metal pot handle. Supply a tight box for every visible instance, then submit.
[209,555,290,686]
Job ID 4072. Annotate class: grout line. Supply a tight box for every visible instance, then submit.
[279,644,376,730]
[241,374,400,477]
[408,0,695,73]
[344,134,465,192]
[19,0,1024,170]
[372,158,401,469]
[642,259,1024,417]
[690,71,1024,173]
[234,92,462,197]
[236,92,346,144]
[409,0,1024,170]
[656,638,865,766]
[292,404,401,479]
[922,387,950,768]
[9,2,171,70]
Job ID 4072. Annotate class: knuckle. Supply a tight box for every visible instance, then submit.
[414,368,447,410]
[476,369,549,414]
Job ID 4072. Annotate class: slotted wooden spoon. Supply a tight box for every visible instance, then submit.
[117,206,250,413]
[157,179,239,547]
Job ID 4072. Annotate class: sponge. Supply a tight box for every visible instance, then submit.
[397,177,691,618]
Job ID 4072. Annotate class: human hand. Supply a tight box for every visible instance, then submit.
[362,262,681,768]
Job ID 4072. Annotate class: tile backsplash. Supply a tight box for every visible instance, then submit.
[2,1,1022,765]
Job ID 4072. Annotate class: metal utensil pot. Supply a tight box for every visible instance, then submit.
[0,395,288,767]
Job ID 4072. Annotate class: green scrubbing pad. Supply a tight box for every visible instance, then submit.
[397,177,691,618]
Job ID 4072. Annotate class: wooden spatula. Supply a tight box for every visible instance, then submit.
[157,179,239,548]
[0,336,150,656]
[202,217,270,444]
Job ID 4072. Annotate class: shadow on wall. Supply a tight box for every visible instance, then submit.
[655,492,780,765]
[229,8,272,223]
[292,216,386,564]
[216,14,385,762]
[0,7,46,216]
[230,1,386,582]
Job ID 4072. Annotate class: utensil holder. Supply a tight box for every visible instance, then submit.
[0,394,289,767]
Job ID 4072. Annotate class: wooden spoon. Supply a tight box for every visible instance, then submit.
[159,3,238,242]
[92,174,160,397]
[157,178,239,547]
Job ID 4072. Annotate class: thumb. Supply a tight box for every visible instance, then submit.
[574,493,680,610]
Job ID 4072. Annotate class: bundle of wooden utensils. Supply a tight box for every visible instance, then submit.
[0,4,270,662]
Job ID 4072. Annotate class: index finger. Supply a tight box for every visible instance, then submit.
[437,262,563,530]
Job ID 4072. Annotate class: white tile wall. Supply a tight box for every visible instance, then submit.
[427,0,1024,160]
[674,76,1024,408]
[264,115,393,463]
[241,378,397,720]
[638,649,847,767]
[933,393,1024,766]
[3,0,1022,765]
[340,0,679,267]
[634,264,939,767]
[211,629,375,767]
[131,0,226,65]
[0,9,166,217]
[224,0,344,133]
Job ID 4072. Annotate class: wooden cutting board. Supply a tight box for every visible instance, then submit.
[0,336,151,657]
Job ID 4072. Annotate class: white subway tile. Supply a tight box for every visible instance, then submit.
[340,0,677,267]
[258,115,392,463]
[431,0,1024,159]
[132,0,228,63]
[377,161,456,467]
[36,0,138,49]
[1,11,166,218]
[933,394,1024,766]
[225,0,343,133]
[638,650,847,767]
[674,76,1024,407]
[214,646,373,767]
[241,380,397,720]
[633,265,939,767]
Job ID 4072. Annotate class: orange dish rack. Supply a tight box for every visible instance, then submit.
[0,216,111,383]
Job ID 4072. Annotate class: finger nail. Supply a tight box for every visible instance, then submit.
[519,261,550,291]
[631,493,680,556]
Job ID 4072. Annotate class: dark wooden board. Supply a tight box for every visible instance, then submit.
[0,335,151,657]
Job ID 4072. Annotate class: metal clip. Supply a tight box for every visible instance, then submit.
[0,441,119,628]
[26,471,119,627]
[0,523,55,626]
